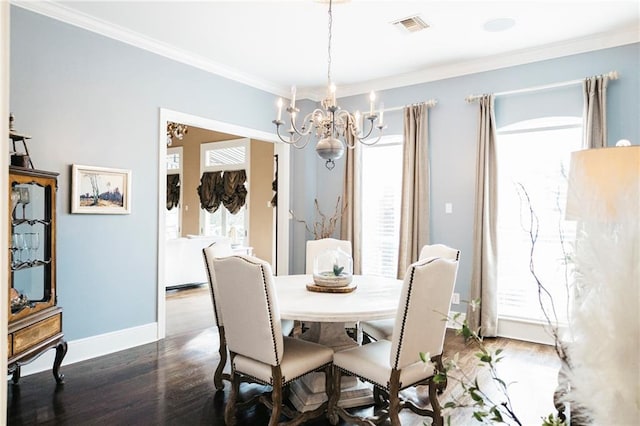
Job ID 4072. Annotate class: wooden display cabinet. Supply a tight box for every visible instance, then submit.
[8,166,67,384]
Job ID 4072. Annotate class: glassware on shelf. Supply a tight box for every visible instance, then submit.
[11,233,24,266]
[26,232,40,262]
[19,186,30,220]
[19,232,29,264]
[11,189,20,219]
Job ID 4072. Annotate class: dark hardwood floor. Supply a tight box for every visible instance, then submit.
[7,285,560,425]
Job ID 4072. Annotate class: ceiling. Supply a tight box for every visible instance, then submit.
[16,1,640,100]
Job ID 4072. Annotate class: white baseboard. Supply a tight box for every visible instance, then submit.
[497,317,562,346]
[14,322,158,378]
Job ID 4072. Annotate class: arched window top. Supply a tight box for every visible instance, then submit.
[498,116,582,134]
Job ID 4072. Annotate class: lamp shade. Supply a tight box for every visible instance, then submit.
[566,146,640,222]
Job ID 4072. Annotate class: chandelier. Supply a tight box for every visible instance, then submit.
[167,122,188,146]
[272,0,385,170]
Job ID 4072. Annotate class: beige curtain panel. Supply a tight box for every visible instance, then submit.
[340,116,362,274]
[583,75,609,149]
[397,103,430,279]
[468,94,498,337]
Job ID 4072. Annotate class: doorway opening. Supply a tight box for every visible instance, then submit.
[157,108,290,339]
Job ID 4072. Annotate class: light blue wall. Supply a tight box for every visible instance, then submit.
[10,4,639,340]
[10,6,280,340]
[312,43,640,308]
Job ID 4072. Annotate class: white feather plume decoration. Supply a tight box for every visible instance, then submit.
[565,199,640,424]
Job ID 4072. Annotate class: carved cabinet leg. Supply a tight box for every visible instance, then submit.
[53,340,68,384]
[12,365,21,385]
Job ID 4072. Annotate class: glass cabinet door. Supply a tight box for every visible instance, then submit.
[9,168,57,322]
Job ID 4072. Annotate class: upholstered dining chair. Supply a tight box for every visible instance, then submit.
[328,257,459,426]
[360,244,460,342]
[213,255,334,426]
[202,244,294,390]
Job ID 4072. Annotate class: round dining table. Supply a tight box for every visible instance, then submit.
[273,274,403,412]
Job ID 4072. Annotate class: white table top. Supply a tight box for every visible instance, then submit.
[274,274,402,323]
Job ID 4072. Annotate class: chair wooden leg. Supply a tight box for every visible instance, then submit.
[432,354,447,394]
[269,366,283,426]
[214,326,228,390]
[428,377,444,426]
[373,386,389,406]
[388,370,402,426]
[328,366,341,425]
[224,365,240,426]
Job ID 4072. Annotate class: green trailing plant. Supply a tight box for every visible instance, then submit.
[420,182,573,425]
[421,306,523,425]
[421,307,566,426]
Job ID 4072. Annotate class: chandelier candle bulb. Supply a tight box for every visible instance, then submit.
[276,98,283,122]
[329,83,337,107]
[291,86,297,109]
[369,91,376,115]
[354,111,361,132]
[379,102,385,126]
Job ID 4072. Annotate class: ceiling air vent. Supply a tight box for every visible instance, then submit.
[392,15,429,34]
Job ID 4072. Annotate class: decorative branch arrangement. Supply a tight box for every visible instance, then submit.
[422,183,571,425]
[424,308,522,424]
[516,184,571,358]
[290,197,347,240]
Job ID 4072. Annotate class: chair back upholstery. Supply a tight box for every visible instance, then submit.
[419,243,460,261]
[212,255,284,367]
[390,257,459,370]
[202,241,235,326]
[305,238,352,274]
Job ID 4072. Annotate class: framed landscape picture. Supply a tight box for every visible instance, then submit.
[71,164,132,214]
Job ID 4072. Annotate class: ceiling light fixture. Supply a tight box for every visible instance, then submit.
[483,17,516,32]
[167,121,188,146]
[272,0,385,170]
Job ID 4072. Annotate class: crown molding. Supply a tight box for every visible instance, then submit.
[336,26,640,99]
[12,1,639,102]
[11,0,284,96]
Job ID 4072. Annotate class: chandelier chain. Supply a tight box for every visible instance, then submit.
[327,0,333,86]
[272,0,385,170]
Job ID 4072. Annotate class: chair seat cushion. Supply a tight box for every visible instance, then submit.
[233,337,333,385]
[361,318,394,341]
[333,340,434,391]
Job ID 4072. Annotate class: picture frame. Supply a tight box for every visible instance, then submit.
[71,164,132,214]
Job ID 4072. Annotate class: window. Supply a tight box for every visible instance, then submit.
[361,135,403,277]
[496,117,581,326]
[200,139,249,245]
[166,147,182,239]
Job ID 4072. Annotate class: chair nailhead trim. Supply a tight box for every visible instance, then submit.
[336,365,388,391]
[336,365,435,393]
[259,263,280,366]
[228,256,281,367]
[202,249,223,326]
[394,265,415,370]
[234,362,332,387]
[394,257,438,370]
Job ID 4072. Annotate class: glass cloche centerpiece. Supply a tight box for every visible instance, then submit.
[313,247,353,288]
